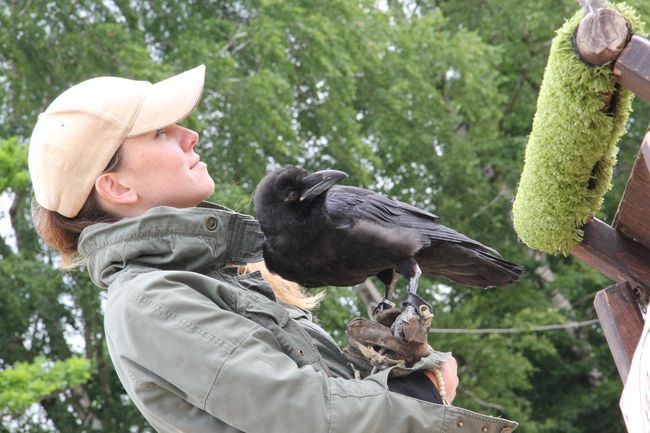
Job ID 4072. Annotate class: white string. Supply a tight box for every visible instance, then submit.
[428,319,600,334]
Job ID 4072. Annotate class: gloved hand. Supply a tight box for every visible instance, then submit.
[343,311,430,378]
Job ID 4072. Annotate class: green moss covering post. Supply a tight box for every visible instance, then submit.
[512,3,645,255]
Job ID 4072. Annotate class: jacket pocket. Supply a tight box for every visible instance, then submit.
[245,301,289,327]
[241,296,324,370]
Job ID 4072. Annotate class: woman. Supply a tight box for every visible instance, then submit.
[28,65,517,433]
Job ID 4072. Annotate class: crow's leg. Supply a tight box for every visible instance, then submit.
[396,257,421,296]
[373,269,397,316]
[396,258,430,313]
[392,258,433,343]
[406,264,422,295]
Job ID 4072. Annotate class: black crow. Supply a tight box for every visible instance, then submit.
[253,165,523,339]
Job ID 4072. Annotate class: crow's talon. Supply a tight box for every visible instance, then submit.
[403,293,433,319]
[372,299,396,317]
[391,295,434,344]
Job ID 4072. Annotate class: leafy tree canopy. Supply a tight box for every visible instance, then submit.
[1,1,647,432]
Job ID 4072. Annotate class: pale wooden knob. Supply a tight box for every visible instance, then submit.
[575,7,629,65]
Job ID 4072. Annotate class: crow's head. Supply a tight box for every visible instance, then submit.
[254,165,348,226]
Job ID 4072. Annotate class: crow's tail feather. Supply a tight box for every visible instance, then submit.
[417,243,523,288]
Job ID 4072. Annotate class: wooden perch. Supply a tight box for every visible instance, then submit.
[571,218,647,385]
[572,218,650,292]
[571,130,650,294]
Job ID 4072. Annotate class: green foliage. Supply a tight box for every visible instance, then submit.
[1,1,648,432]
[0,357,91,415]
[0,138,28,194]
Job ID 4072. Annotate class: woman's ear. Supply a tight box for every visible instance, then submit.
[95,173,138,205]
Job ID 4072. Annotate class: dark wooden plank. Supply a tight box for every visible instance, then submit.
[613,133,650,250]
[571,218,650,292]
[643,132,650,174]
[613,35,650,102]
[594,281,644,383]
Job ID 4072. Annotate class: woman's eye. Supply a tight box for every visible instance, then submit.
[154,128,166,138]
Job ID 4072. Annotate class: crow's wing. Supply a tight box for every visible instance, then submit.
[326,185,497,252]
[327,185,438,223]
[326,185,523,287]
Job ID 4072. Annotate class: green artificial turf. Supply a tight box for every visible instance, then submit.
[512,3,645,255]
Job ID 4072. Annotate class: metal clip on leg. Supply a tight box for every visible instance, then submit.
[404,292,433,320]
[391,293,434,343]
[373,298,396,316]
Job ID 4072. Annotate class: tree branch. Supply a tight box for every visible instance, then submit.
[355,278,383,318]
[8,191,23,253]
[461,388,507,412]
[217,23,248,57]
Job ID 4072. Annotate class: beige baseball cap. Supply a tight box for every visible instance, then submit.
[28,64,206,218]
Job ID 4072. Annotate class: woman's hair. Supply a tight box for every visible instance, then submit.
[237,261,323,310]
[31,148,124,268]
[31,147,322,310]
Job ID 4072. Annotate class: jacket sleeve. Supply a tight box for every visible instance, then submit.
[107,273,518,433]
[207,323,518,433]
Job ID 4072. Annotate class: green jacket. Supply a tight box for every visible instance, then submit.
[79,203,518,433]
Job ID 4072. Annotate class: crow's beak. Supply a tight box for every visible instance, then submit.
[300,169,348,201]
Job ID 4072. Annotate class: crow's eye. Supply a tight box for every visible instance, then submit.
[284,190,300,203]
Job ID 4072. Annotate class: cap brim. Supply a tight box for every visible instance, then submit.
[128,64,205,137]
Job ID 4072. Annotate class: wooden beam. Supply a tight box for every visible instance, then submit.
[571,218,650,292]
[613,132,650,250]
[614,35,650,102]
[594,281,644,383]
[643,132,650,174]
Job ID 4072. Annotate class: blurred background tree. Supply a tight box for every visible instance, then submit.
[1,1,647,432]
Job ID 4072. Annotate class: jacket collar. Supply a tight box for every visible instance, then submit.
[78,203,264,287]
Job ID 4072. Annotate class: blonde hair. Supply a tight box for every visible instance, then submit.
[237,261,323,310]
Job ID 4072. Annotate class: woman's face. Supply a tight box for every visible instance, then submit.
[113,124,215,213]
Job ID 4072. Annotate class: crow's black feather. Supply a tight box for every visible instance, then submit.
[253,165,523,290]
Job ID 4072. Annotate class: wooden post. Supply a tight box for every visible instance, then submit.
[613,134,650,249]
[614,36,650,103]
[593,281,645,383]
[570,137,650,381]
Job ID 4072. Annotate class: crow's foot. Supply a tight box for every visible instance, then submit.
[391,293,433,343]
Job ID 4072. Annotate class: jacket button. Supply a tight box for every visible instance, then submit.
[500,428,513,433]
[481,427,488,433]
[204,216,218,231]
[456,419,464,428]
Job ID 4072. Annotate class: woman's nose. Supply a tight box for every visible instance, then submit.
[179,127,199,152]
